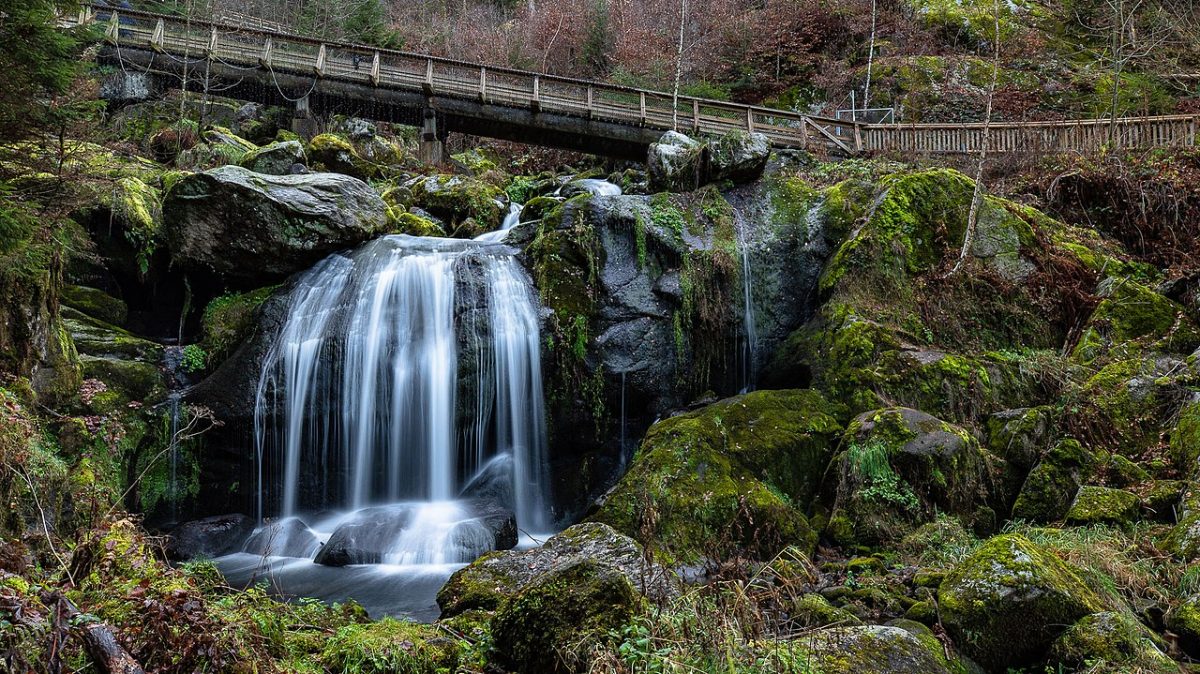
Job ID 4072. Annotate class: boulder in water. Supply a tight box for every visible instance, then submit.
[162,165,389,287]
[166,513,255,561]
[314,502,511,567]
[242,517,320,558]
[458,454,515,509]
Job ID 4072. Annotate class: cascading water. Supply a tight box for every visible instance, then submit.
[734,209,759,392]
[229,234,554,619]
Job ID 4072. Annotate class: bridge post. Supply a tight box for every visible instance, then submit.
[418,108,444,165]
[291,95,319,138]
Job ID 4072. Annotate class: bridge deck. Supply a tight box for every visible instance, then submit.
[67,6,1198,158]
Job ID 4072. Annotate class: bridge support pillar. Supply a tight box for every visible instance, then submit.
[291,95,319,139]
[418,108,444,165]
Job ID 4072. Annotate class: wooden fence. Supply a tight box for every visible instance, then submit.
[65,5,1199,157]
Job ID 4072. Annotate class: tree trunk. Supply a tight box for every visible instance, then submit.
[44,593,146,674]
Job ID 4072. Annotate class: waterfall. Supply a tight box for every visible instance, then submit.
[734,209,759,392]
[253,235,552,535]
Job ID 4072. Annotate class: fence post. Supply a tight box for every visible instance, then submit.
[692,99,699,132]
[639,92,647,125]
[746,107,754,132]
[313,44,326,77]
[586,86,594,118]
[479,66,487,102]
[423,59,434,94]
[259,38,273,69]
[151,18,165,52]
[206,27,218,57]
[370,52,380,86]
[531,75,540,112]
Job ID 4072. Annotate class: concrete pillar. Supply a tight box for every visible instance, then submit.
[419,108,444,165]
[291,95,319,138]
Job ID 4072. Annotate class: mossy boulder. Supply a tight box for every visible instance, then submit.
[789,593,863,629]
[1049,611,1176,673]
[306,133,375,179]
[938,533,1105,670]
[827,407,995,546]
[647,131,704,192]
[238,139,305,176]
[388,210,446,237]
[1011,438,1095,522]
[491,558,641,674]
[437,522,672,618]
[1168,594,1200,659]
[63,307,164,402]
[406,174,505,236]
[201,286,277,364]
[590,389,842,563]
[201,125,257,160]
[1077,355,1191,463]
[1072,276,1200,364]
[109,176,163,276]
[708,130,771,184]
[1167,511,1200,561]
[1171,401,1200,479]
[61,285,127,326]
[162,165,389,287]
[766,622,966,674]
[1065,485,1140,528]
[320,617,463,674]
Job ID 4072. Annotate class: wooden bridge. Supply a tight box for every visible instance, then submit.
[67,6,1198,160]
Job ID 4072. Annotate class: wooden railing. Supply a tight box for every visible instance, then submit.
[63,6,1200,157]
[863,115,1200,155]
[67,5,863,153]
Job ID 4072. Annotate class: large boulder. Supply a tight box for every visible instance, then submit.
[938,533,1105,670]
[314,502,513,567]
[590,389,842,563]
[708,130,770,183]
[491,558,641,674]
[1050,611,1176,673]
[241,517,320,558]
[826,407,995,545]
[437,522,673,618]
[1168,594,1200,659]
[768,622,966,674]
[1064,485,1140,528]
[405,174,506,236]
[238,140,306,176]
[165,513,255,560]
[1011,439,1095,522]
[162,165,389,287]
[62,307,164,403]
[646,131,704,192]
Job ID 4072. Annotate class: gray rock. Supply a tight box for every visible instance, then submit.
[708,130,771,184]
[166,513,255,560]
[437,521,675,617]
[163,165,389,287]
[772,623,961,674]
[242,517,320,558]
[647,131,704,192]
[239,140,306,176]
[314,502,515,567]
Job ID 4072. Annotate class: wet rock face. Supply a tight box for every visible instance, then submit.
[162,165,389,288]
[238,140,306,176]
[166,513,255,561]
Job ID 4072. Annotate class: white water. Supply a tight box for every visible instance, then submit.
[572,178,622,196]
[475,203,523,243]
[253,234,552,545]
[734,210,759,392]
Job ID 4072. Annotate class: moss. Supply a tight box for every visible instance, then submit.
[79,355,163,403]
[1170,401,1200,478]
[307,133,376,179]
[201,286,277,364]
[388,210,445,237]
[1072,277,1200,364]
[407,174,506,235]
[452,148,501,175]
[1065,485,1140,528]
[1169,595,1200,658]
[61,285,127,326]
[768,623,967,673]
[1012,438,1095,522]
[110,176,163,277]
[492,559,640,674]
[436,549,517,615]
[828,407,993,546]
[320,617,464,674]
[590,389,841,563]
[937,533,1106,670]
[789,593,863,629]
[1051,611,1176,673]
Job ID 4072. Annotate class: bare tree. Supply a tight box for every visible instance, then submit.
[950,0,1001,277]
[671,0,688,130]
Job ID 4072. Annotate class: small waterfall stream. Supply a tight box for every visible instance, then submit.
[226,233,554,619]
[734,209,759,392]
